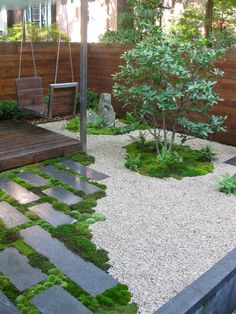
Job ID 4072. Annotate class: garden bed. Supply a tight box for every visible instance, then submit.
[39,120,236,313]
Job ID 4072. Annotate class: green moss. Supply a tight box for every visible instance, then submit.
[97,303,138,314]
[124,141,213,179]
[12,240,35,256]
[0,274,19,303]
[51,225,109,270]
[28,252,54,273]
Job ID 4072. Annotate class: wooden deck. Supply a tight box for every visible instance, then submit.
[0,120,80,172]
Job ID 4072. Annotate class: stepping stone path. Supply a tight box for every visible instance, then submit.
[61,160,109,181]
[0,201,30,227]
[29,202,75,227]
[20,225,117,296]
[0,178,39,204]
[31,285,92,314]
[0,247,47,291]
[0,290,20,314]
[17,171,50,187]
[39,165,102,194]
[42,186,82,205]
[224,156,236,166]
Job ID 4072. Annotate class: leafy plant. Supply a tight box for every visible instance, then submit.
[198,145,216,162]
[218,173,236,194]
[124,154,141,171]
[113,31,226,155]
[76,89,99,112]
[0,100,25,120]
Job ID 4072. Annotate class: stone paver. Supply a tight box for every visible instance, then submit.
[39,165,102,194]
[0,178,39,204]
[17,171,50,187]
[29,202,75,227]
[0,291,20,314]
[61,160,109,181]
[31,285,92,314]
[0,248,47,291]
[224,156,236,166]
[20,226,117,296]
[42,186,82,205]
[0,201,30,227]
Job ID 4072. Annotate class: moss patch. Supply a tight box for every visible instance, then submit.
[124,141,213,179]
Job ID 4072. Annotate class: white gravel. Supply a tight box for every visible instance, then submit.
[40,121,236,314]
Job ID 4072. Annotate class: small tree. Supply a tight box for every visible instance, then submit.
[113,31,226,154]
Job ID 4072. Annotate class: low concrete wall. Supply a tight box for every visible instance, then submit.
[154,247,236,314]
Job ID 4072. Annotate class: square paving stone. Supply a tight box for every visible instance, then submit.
[20,226,117,296]
[17,171,50,187]
[224,156,236,166]
[61,160,110,181]
[0,247,47,291]
[39,165,102,194]
[42,187,82,205]
[0,201,30,228]
[0,290,20,314]
[29,202,75,227]
[0,177,40,204]
[31,285,92,314]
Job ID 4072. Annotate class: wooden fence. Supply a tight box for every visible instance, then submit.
[0,43,236,146]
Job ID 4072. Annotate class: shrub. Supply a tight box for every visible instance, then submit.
[113,31,226,155]
[76,89,99,112]
[0,100,24,120]
[218,174,236,194]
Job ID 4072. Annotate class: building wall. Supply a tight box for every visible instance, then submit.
[56,0,117,42]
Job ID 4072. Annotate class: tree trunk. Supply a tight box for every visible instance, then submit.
[205,0,214,38]
[117,0,132,30]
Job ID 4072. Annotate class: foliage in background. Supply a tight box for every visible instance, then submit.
[124,141,213,179]
[1,23,69,42]
[0,100,25,120]
[76,89,99,112]
[113,30,226,155]
[172,1,236,48]
[100,0,162,44]
[218,173,236,194]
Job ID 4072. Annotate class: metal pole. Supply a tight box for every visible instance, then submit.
[80,0,88,152]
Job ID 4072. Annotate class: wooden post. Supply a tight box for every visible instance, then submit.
[80,0,88,152]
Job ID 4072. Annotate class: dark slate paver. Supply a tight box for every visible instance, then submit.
[0,178,39,204]
[0,248,47,291]
[42,186,82,205]
[39,165,102,194]
[31,285,92,314]
[0,201,30,227]
[61,160,109,181]
[224,156,236,166]
[17,171,50,187]
[29,202,75,226]
[20,226,117,296]
[0,290,20,314]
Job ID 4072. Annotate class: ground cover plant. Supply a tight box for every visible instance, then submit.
[0,152,137,313]
[65,111,147,135]
[124,140,214,179]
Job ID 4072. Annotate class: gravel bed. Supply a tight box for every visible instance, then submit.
[40,120,236,314]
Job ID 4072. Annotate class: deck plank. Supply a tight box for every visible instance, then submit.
[0,120,80,172]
